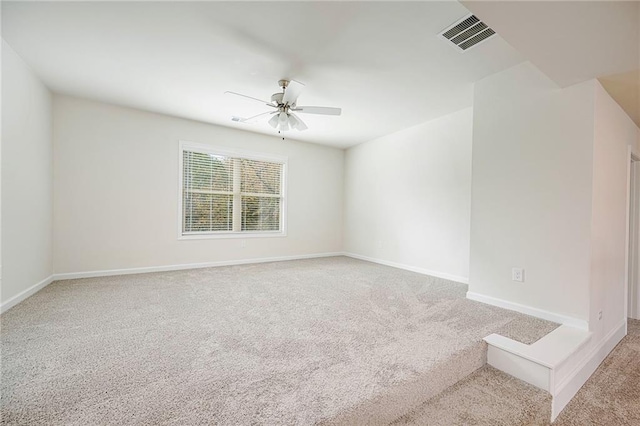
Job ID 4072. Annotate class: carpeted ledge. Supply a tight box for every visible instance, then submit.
[1,257,558,425]
[395,319,640,426]
[393,365,552,426]
[324,342,488,425]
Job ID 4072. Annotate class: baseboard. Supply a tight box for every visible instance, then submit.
[550,319,626,421]
[466,291,589,330]
[53,252,345,280]
[343,252,469,284]
[1,275,55,314]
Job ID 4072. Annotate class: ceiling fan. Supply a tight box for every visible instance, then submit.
[225,79,341,132]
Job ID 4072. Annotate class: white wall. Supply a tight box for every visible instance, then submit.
[53,95,344,274]
[344,108,473,282]
[468,63,640,418]
[469,62,596,323]
[1,41,53,305]
[591,81,640,340]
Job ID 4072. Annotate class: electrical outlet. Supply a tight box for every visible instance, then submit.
[598,311,603,320]
[240,240,246,248]
[512,268,524,282]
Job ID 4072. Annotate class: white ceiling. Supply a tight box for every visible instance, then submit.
[463,0,640,126]
[1,1,524,148]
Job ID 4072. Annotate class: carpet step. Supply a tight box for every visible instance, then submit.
[392,365,552,425]
[0,258,559,425]
[322,342,488,425]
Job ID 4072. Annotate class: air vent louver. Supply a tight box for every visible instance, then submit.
[438,15,496,52]
[442,15,479,40]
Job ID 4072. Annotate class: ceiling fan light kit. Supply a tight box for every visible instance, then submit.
[225,79,342,133]
[268,114,280,129]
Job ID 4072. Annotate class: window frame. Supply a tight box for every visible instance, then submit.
[178,141,288,240]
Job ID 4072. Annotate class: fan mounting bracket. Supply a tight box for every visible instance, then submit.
[278,79,290,89]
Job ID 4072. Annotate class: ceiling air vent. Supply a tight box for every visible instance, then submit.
[438,14,496,52]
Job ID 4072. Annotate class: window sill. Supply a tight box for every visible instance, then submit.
[178,231,287,240]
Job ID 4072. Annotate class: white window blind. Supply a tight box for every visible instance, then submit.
[181,146,285,236]
[240,158,282,232]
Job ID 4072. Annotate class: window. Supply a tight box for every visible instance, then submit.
[179,142,286,238]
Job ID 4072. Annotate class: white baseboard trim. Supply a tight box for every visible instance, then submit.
[551,319,626,421]
[53,252,345,281]
[466,291,589,330]
[1,275,55,314]
[343,252,469,284]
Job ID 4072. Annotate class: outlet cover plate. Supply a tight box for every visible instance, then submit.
[512,268,524,282]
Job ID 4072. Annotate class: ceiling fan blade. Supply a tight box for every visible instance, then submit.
[292,106,341,116]
[235,111,276,124]
[289,113,308,131]
[224,91,276,108]
[282,80,305,106]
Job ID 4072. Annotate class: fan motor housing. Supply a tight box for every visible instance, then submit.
[271,92,284,105]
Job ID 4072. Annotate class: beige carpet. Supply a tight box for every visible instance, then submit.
[397,319,640,425]
[393,365,551,426]
[1,257,557,425]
